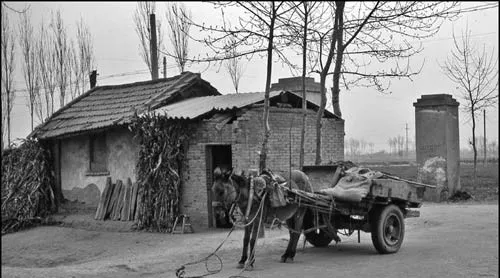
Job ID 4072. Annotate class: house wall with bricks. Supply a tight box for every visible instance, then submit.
[54,105,343,229]
[182,105,344,228]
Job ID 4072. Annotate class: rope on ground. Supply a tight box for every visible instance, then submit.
[175,194,268,278]
[228,194,266,278]
[175,226,234,278]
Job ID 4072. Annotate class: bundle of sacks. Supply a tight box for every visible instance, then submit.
[320,167,384,203]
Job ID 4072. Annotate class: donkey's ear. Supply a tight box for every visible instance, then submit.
[223,167,234,178]
[214,167,222,178]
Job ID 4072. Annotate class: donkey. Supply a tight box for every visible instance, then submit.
[211,167,314,268]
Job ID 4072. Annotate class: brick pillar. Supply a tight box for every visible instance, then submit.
[413,94,460,202]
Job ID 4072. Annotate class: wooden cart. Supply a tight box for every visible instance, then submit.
[288,165,425,254]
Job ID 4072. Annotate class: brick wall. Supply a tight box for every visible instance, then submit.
[181,106,344,228]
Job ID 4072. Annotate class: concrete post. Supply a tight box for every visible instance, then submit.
[413,94,460,202]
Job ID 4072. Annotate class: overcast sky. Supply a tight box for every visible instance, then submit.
[3,1,499,152]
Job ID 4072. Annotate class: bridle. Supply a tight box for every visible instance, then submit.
[224,173,264,224]
[225,175,240,216]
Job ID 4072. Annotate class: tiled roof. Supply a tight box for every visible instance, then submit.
[152,90,338,120]
[31,72,220,139]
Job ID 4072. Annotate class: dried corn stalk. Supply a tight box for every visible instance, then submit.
[129,113,191,232]
[1,139,56,235]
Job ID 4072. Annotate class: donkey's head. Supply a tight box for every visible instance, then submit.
[212,167,240,206]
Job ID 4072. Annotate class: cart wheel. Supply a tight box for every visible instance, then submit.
[370,205,405,254]
[305,228,334,247]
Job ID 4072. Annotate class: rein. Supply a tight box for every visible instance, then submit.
[227,174,268,229]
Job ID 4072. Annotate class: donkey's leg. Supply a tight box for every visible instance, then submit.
[281,217,297,263]
[238,225,251,268]
[287,208,307,260]
[281,209,306,263]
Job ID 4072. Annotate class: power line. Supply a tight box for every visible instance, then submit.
[11,68,151,95]
[8,3,498,94]
[418,32,497,45]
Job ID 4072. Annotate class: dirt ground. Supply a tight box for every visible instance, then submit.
[2,200,498,278]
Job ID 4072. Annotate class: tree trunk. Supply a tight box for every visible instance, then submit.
[331,46,343,117]
[7,91,11,146]
[30,106,34,132]
[471,110,477,188]
[483,110,486,165]
[259,5,276,172]
[315,74,327,165]
[299,3,308,169]
[51,93,54,114]
[314,1,343,165]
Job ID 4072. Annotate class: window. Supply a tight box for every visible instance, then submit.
[88,133,108,175]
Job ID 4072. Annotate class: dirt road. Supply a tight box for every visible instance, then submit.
[2,201,498,278]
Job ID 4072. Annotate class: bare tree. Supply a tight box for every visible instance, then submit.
[344,138,350,156]
[37,20,57,116]
[310,1,344,164]
[396,135,405,157]
[360,139,367,154]
[51,10,71,108]
[68,39,80,100]
[284,1,324,168]
[1,5,16,148]
[441,25,499,185]
[186,2,298,171]
[75,17,95,96]
[388,137,397,155]
[487,140,498,159]
[309,1,460,164]
[349,138,359,157]
[19,10,41,131]
[225,39,245,94]
[476,136,487,161]
[134,2,164,79]
[165,3,192,73]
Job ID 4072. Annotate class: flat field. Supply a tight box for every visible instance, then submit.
[365,162,499,201]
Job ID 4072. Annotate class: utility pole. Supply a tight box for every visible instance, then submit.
[483,109,487,164]
[163,57,166,78]
[149,13,159,80]
[405,123,409,157]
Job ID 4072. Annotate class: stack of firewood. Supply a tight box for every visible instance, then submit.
[1,139,56,234]
[94,177,142,221]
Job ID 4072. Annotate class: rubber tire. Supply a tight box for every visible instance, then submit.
[304,228,334,247]
[370,205,405,254]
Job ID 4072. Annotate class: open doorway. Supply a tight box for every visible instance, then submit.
[206,145,233,228]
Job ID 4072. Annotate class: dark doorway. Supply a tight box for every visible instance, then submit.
[206,145,233,228]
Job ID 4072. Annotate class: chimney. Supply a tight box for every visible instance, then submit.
[90,70,97,89]
[150,13,159,80]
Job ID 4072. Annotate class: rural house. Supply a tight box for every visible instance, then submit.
[30,72,345,229]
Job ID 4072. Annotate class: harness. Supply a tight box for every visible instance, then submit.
[226,173,268,227]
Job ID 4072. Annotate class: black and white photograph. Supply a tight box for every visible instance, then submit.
[1,2,498,278]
